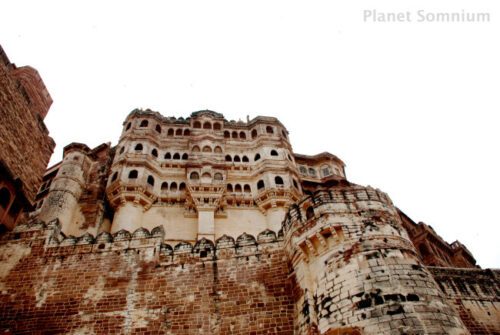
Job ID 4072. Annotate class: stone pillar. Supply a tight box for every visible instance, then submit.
[283,187,470,335]
[186,177,224,242]
[38,151,85,234]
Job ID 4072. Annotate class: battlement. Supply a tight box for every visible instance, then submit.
[283,187,393,233]
[8,219,285,261]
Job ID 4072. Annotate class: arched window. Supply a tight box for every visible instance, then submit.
[126,122,131,131]
[244,184,251,193]
[232,131,238,139]
[151,149,158,157]
[309,168,316,176]
[242,156,249,162]
[176,128,183,136]
[182,153,188,160]
[254,153,261,161]
[173,153,180,160]
[306,206,314,220]
[202,146,212,153]
[167,129,174,137]
[227,184,233,192]
[134,143,143,151]
[251,129,257,139]
[111,172,118,182]
[190,172,200,180]
[192,146,200,152]
[214,173,223,181]
[299,166,307,174]
[128,170,138,179]
[322,165,331,176]
[165,152,171,159]
[293,179,299,189]
[119,147,125,154]
[214,146,222,153]
[225,155,232,162]
[239,131,246,139]
[282,130,287,138]
[184,129,190,136]
[213,123,221,130]
[161,182,168,191]
[140,120,148,127]
[257,180,265,190]
[179,183,186,191]
[203,122,212,129]
[224,131,230,138]
[288,155,293,162]
[266,126,273,134]
[155,125,162,133]
[235,184,242,192]
[275,176,284,185]
[147,176,155,186]
[170,182,178,192]
[193,121,201,128]
[270,150,278,156]
[234,155,241,162]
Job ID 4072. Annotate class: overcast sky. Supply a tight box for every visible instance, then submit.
[1,0,499,268]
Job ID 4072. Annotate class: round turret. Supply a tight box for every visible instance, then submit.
[283,186,469,334]
[38,144,88,234]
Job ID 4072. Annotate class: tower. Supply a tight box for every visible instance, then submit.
[283,184,470,334]
[37,143,112,236]
[0,45,55,232]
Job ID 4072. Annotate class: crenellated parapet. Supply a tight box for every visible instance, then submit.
[8,219,284,266]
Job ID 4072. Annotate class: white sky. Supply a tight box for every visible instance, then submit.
[1,0,499,268]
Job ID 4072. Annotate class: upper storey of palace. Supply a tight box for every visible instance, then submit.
[114,109,346,185]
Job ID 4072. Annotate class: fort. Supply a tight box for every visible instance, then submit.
[0,45,499,334]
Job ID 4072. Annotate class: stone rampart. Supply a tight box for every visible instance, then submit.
[0,220,294,334]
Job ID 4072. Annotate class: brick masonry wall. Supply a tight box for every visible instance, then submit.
[0,61,55,204]
[0,223,294,334]
[430,267,500,335]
